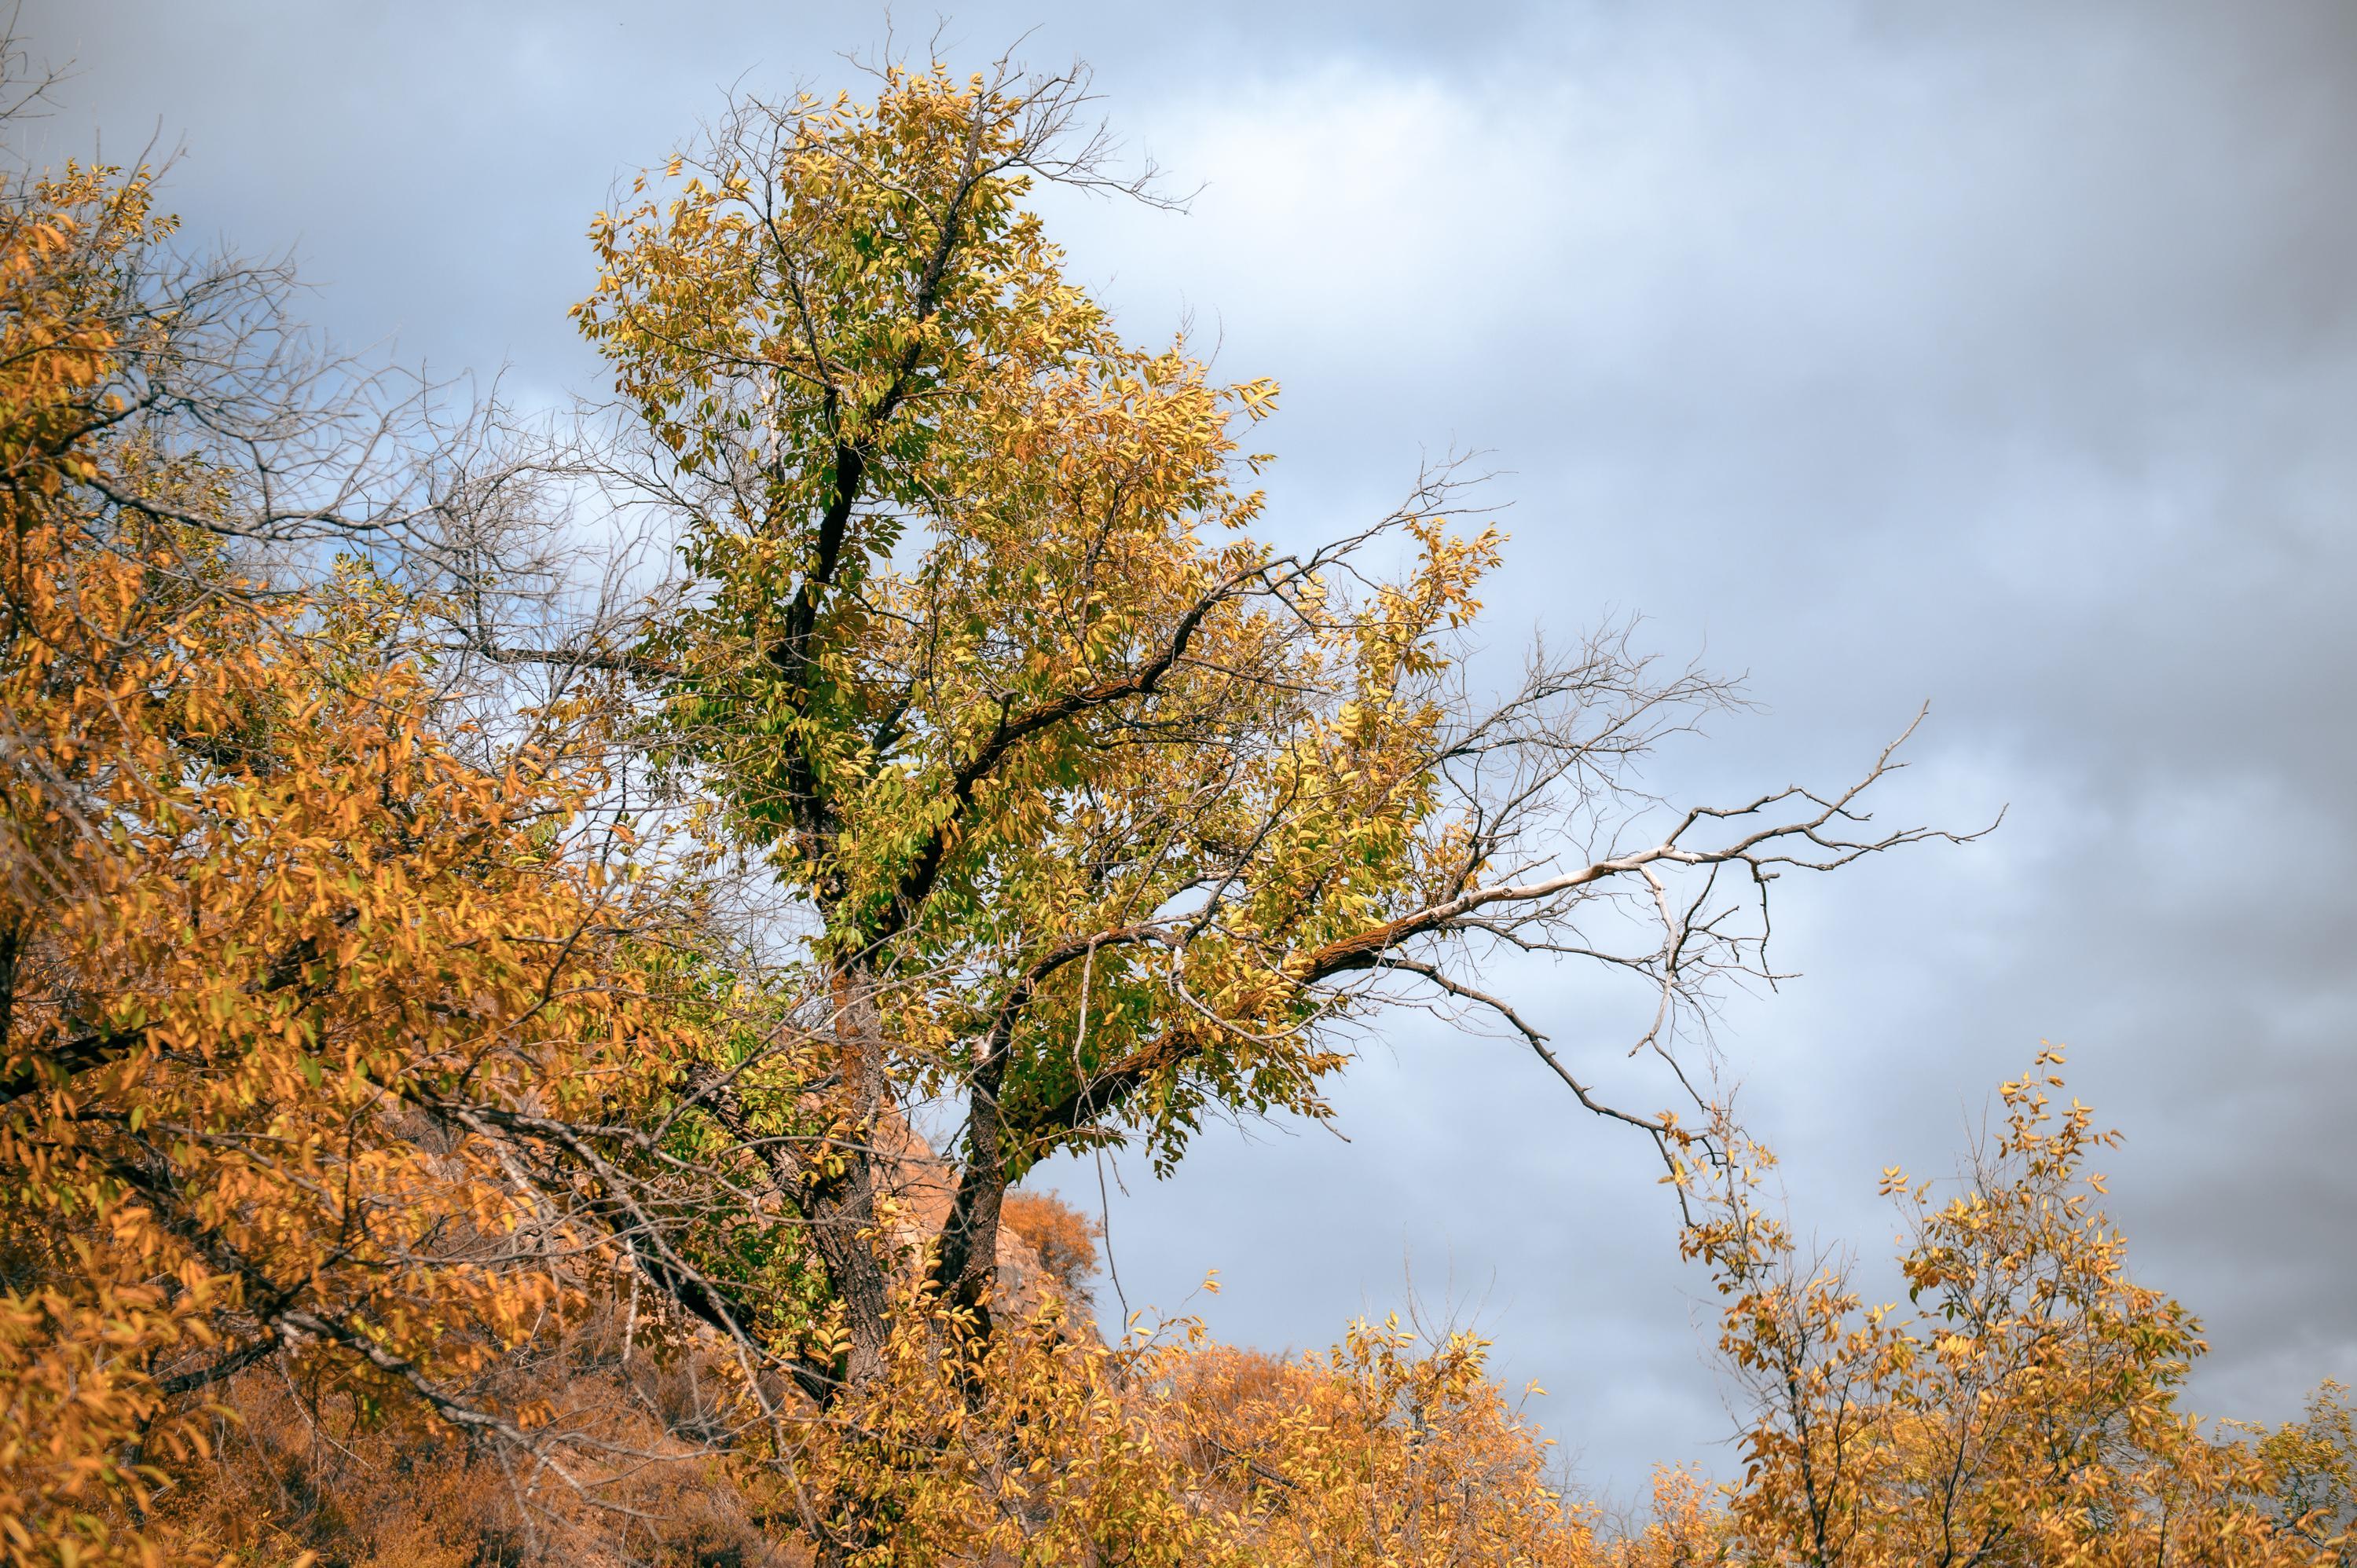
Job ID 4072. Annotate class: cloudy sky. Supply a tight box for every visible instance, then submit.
[30,0,2357,1502]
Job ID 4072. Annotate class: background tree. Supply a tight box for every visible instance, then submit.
[1157,1318,1598,1565]
[1688,1054,2339,1567]
[999,1187,1102,1299]
[2256,1383,2357,1566]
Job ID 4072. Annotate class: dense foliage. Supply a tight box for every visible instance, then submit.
[0,43,2344,1568]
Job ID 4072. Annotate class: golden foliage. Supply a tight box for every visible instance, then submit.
[0,148,698,1564]
[771,1291,1601,1566]
[1598,1468,1732,1568]
[1158,1318,1596,1566]
[0,41,2345,1568]
[1687,1052,2340,1567]
[148,1302,790,1568]
[2256,1382,2357,1566]
[995,1190,1100,1300]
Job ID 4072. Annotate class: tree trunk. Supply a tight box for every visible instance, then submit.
[930,1048,1010,1340]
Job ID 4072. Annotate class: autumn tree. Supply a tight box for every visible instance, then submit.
[1687,1055,2339,1567]
[1157,1318,1598,1564]
[1600,1468,1733,1568]
[2256,1383,2357,1566]
[545,51,1970,1429]
[999,1188,1101,1299]
[0,53,741,1561]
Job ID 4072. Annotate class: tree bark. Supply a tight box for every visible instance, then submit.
[808,964,895,1391]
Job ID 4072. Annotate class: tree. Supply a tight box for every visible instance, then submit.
[1157,1318,1599,1565]
[2256,1383,2357,1566]
[556,52,1971,1417]
[0,73,716,1561]
[999,1188,1102,1299]
[1688,1053,2337,1567]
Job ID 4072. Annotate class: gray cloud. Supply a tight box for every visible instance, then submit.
[30,0,2357,1505]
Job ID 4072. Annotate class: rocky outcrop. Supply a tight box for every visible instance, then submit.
[871,1108,1091,1331]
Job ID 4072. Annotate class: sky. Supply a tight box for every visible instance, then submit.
[27,0,2357,1504]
